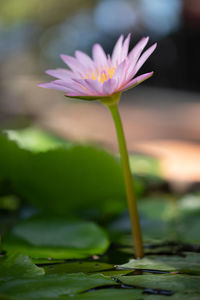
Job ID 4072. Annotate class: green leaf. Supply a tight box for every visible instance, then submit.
[0,273,117,299]
[0,295,15,300]
[139,197,178,241]
[177,195,200,244]
[129,154,161,177]
[110,197,174,243]
[3,216,109,259]
[0,254,44,281]
[119,252,200,274]
[117,274,200,293]
[177,216,200,244]
[139,197,174,221]
[0,132,126,216]
[0,133,30,180]
[64,289,143,300]
[145,294,200,300]
[43,260,132,276]
[31,258,66,264]
[44,261,113,275]
[18,146,125,215]
[0,195,20,211]
[110,193,200,246]
[5,127,71,152]
[139,196,200,243]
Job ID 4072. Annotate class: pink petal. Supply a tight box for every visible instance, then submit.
[39,79,90,95]
[103,79,117,95]
[113,60,128,87]
[53,79,74,86]
[38,81,73,92]
[126,37,149,79]
[135,43,157,74]
[83,79,103,95]
[92,44,108,68]
[60,54,85,75]
[73,78,103,95]
[45,69,73,80]
[118,72,154,92]
[112,35,124,66]
[121,33,131,62]
[69,83,95,96]
[128,37,149,61]
[69,79,102,96]
[75,50,94,69]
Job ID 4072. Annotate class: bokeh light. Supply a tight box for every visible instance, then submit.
[94,0,138,34]
[140,0,183,37]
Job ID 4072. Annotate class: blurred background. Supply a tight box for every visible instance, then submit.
[0,0,200,186]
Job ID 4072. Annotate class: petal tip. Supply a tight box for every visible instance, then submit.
[149,43,157,54]
[92,43,100,50]
[45,69,53,76]
[60,54,69,61]
[38,83,46,88]
[74,50,80,57]
[153,42,157,49]
[92,43,101,55]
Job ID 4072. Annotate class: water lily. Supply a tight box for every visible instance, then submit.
[39,34,157,259]
[39,34,156,100]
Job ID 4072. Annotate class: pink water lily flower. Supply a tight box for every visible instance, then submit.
[39,34,157,100]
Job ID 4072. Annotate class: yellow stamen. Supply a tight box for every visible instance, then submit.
[84,66,115,83]
[98,71,108,83]
[106,66,115,79]
[89,71,96,80]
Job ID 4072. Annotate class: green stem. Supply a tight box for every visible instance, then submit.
[107,101,144,258]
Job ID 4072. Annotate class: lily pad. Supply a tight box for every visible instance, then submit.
[32,258,66,264]
[0,254,44,281]
[0,295,15,300]
[3,216,109,259]
[64,289,143,300]
[117,274,200,293]
[113,196,200,244]
[177,215,200,244]
[0,273,117,299]
[44,261,113,275]
[145,294,200,300]
[129,154,161,177]
[119,253,200,274]
[5,127,70,152]
[66,289,200,300]
[172,194,200,244]
[44,261,132,277]
[0,133,126,216]
[109,204,172,244]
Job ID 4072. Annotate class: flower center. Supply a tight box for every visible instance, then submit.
[85,66,115,83]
